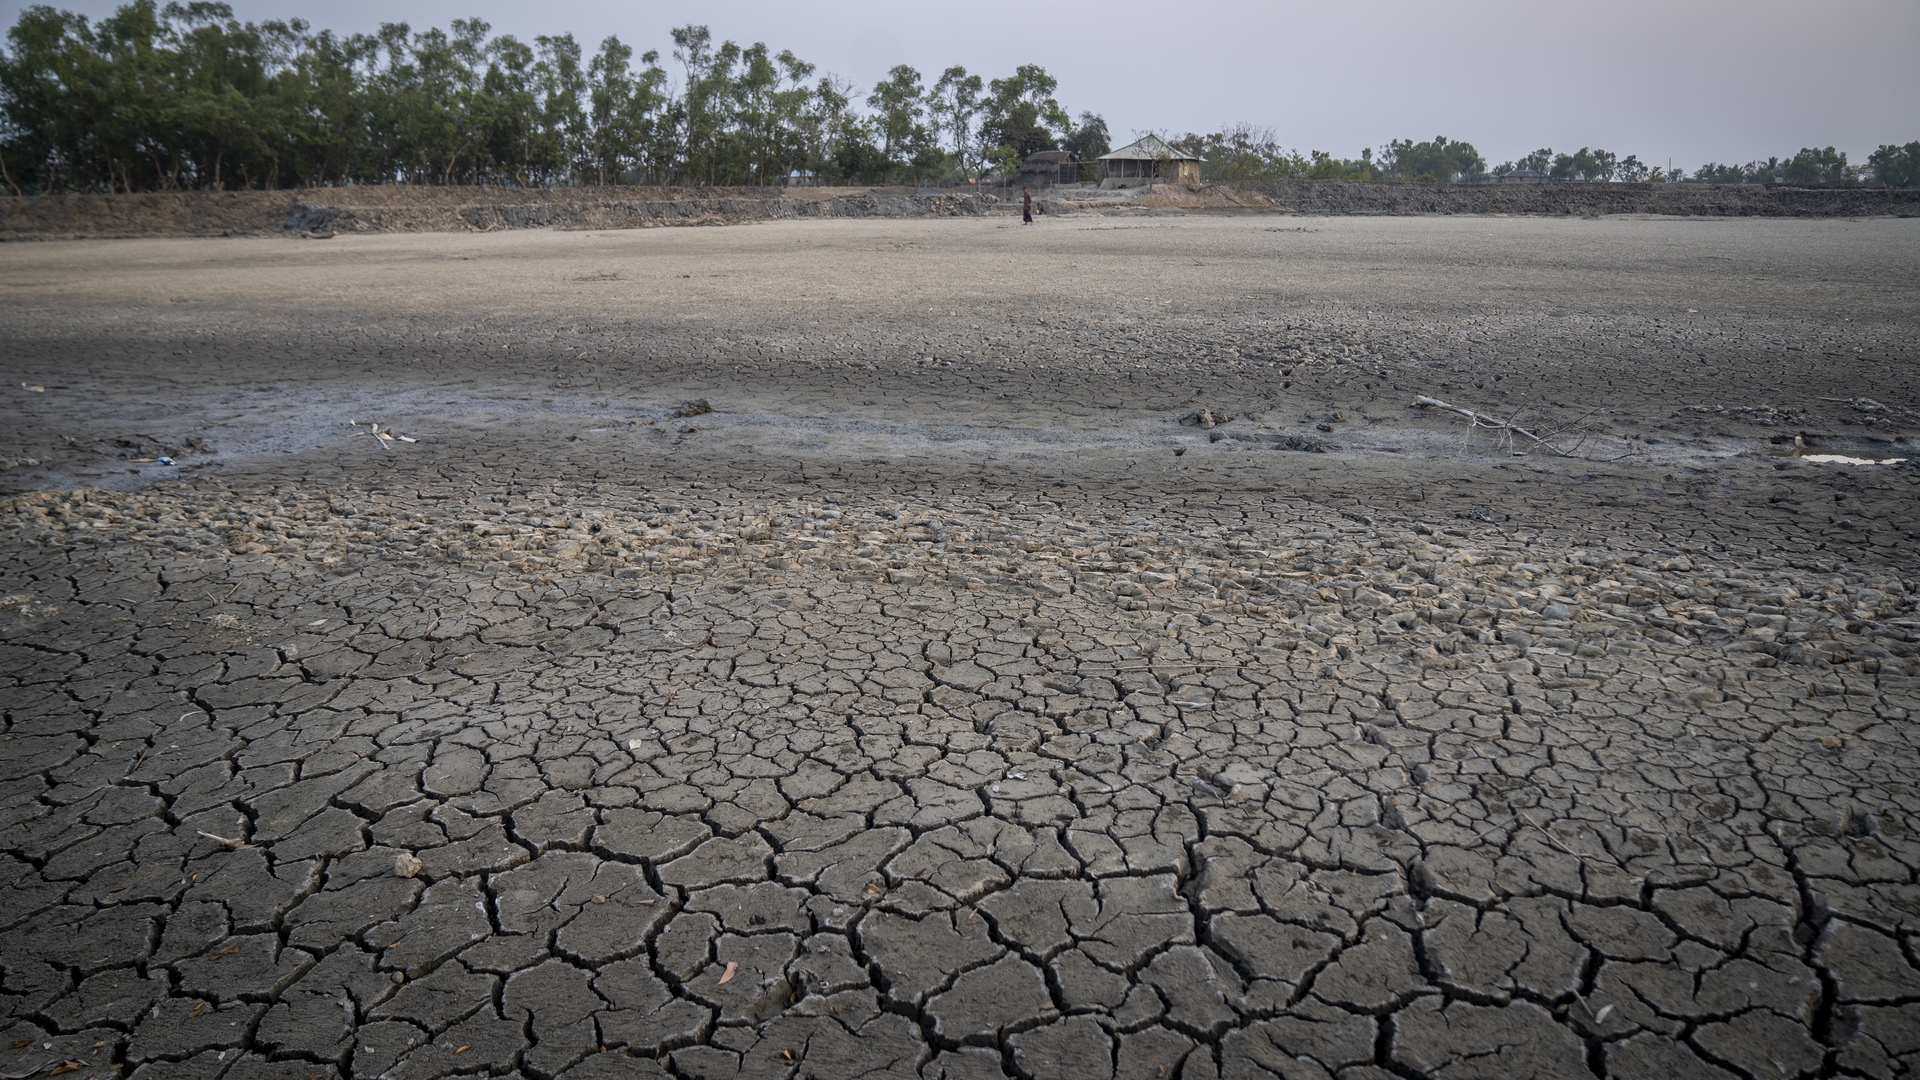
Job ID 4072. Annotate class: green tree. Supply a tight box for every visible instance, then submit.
[1549,147,1617,181]
[928,65,982,174]
[866,63,926,168]
[1782,146,1854,185]
[830,113,886,183]
[980,64,1068,161]
[1383,136,1484,182]
[1062,111,1108,162]
[1867,141,1920,187]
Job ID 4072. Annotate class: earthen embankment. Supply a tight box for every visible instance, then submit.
[5,179,1914,240]
[0,184,997,240]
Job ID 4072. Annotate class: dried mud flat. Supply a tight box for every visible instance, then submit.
[2,215,1919,1080]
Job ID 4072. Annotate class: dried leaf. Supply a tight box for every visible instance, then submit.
[9,1042,26,1050]
[1593,1004,1614,1024]
[717,961,738,985]
[592,895,606,904]
[21,384,45,393]
[48,1065,80,1077]
[393,852,422,879]
[865,881,882,895]
[454,1047,470,1055]
[195,831,249,849]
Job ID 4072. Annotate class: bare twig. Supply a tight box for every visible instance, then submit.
[1417,396,1609,459]
[1520,812,1638,880]
[1415,396,1545,442]
[196,830,252,849]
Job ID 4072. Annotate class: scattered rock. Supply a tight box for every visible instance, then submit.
[1178,409,1230,428]
[284,203,340,234]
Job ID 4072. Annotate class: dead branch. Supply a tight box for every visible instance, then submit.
[1417,395,1612,459]
[196,830,252,849]
[1414,396,1545,442]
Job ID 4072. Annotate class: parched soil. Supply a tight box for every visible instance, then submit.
[1,215,1918,1080]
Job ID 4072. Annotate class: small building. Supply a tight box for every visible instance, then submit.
[1494,169,1549,183]
[1018,150,1082,187]
[1098,135,1204,189]
[783,169,819,188]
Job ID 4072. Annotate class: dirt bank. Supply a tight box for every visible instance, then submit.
[0,184,997,241]
[1229,179,1919,217]
[5,179,1914,241]
[1040,179,1920,218]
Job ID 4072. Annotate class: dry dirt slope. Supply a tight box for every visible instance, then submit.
[3,180,1914,241]
[0,185,996,241]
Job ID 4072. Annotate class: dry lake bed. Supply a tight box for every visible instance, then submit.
[2,213,1919,1080]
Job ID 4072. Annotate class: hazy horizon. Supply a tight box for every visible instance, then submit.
[4,0,1913,174]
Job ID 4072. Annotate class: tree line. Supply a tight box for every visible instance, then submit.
[1,3,1913,194]
[0,1,1107,193]
[1160,131,1917,187]
[1685,144,1918,187]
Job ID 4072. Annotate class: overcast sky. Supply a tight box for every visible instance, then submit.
[6,0,1915,171]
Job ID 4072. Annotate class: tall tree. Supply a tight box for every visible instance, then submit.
[1062,111,1109,163]
[865,64,925,166]
[927,65,982,172]
[980,64,1068,161]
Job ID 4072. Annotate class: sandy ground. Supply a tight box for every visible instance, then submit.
[1,215,1918,1080]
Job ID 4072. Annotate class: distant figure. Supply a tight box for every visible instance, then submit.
[1022,188,1033,225]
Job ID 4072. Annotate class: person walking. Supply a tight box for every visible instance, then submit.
[1022,187,1033,225]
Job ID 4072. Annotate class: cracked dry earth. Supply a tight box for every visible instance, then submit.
[3,216,1920,1080]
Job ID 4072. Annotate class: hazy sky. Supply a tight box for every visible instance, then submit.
[6,0,1916,171]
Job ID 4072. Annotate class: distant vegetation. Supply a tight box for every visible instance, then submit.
[1168,132,1917,188]
[0,3,1912,194]
[1165,128,1488,184]
[1684,143,1918,187]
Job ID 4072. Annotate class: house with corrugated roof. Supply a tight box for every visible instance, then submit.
[1098,135,1204,189]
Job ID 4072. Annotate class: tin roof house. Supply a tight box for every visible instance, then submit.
[1098,135,1204,189]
